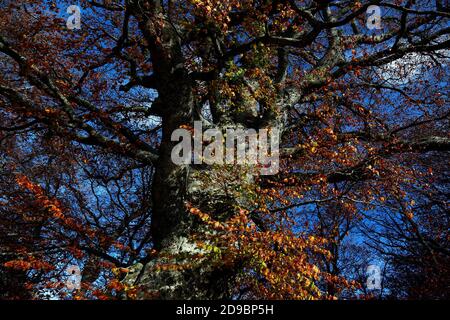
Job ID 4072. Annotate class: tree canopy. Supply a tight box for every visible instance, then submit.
[0,0,449,300]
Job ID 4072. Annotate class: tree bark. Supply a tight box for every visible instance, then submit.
[123,1,281,299]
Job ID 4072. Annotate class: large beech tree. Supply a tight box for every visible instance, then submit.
[0,0,449,299]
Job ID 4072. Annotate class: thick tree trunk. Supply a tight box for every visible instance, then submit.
[121,77,284,299]
[122,71,243,298]
[125,170,242,299]
[125,148,248,299]
[123,1,280,299]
